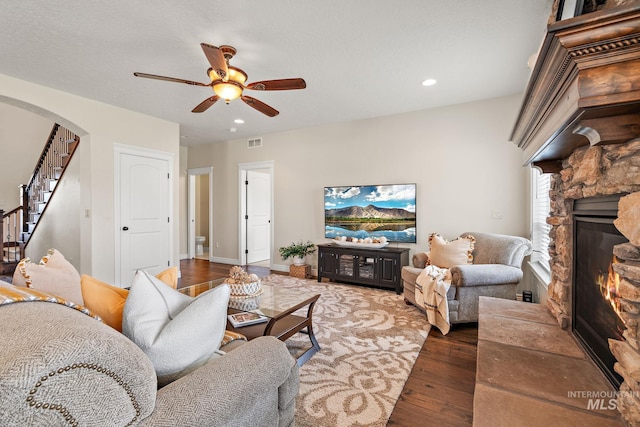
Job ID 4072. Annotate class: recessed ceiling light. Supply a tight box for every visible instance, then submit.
[234,119,245,124]
[422,79,437,87]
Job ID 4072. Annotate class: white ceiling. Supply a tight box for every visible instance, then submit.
[0,0,553,146]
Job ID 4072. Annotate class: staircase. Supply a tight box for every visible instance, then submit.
[0,206,24,274]
[0,124,79,274]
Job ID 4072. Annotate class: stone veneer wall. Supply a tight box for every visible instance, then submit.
[611,194,640,425]
[546,138,640,425]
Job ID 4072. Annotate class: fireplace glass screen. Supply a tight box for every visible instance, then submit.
[573,218,627,387]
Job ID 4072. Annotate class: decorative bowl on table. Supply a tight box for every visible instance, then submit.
[331,236,389,248]
[228,291,263,311]
[223,266,262,297]
[228,280,262,297]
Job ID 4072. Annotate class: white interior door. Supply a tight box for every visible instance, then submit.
[187,167,213,261]
[119,153,169,285]
[246,169,271,263]
[188,174,196,259]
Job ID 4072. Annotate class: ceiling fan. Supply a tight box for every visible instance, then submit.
[133,43,306,117]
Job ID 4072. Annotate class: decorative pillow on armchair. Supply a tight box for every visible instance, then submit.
[122,270,230,387]
[427,233,476,269]
[12,249,84,305]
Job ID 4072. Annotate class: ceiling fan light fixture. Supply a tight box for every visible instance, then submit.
[227,66,248,85]
[210,66,248,102]
[135,43,305,116]
[208,68,222,82]
[213,81,244,102]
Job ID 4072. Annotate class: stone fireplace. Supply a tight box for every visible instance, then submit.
[572,194,627,388]
[546,142,640,422]
[509,2,640,424]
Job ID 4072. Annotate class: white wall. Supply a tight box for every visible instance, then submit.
[0,73,181,284]
[179,145,189,259]
[0,104,53,211]
[186,94,530,271]
[27,147,82,269]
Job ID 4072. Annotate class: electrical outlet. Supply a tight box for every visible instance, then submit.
[491,210,503,219]
[216,242,220,248]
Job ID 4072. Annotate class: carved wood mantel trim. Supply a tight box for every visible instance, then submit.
[510,3,640,173]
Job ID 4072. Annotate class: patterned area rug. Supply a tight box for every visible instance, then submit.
[260,275,430,427]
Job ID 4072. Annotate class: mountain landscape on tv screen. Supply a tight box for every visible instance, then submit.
[325,204,415,220]
[324,184,417,243]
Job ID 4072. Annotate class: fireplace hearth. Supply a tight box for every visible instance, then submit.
[573,196,628,388]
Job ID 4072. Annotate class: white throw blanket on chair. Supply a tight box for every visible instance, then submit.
[415,265,452,335]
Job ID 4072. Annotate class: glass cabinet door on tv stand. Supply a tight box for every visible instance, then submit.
[317,244,409,294]
[337,254,355,278]
[356,255,376,280]
[336,253,376,284]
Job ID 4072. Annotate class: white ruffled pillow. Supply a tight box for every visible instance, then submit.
[122,270,230,386]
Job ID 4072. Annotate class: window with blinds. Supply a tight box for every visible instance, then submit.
[531,168,551,271]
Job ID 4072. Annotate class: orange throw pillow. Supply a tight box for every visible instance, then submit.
[80,275,129,331]
[80,267,179,331]
[155,266,178,289]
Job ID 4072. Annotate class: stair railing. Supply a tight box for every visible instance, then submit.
[1,207,25,269]
[22,124,79,245]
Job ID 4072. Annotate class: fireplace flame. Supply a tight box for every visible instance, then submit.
[597,256,622,319]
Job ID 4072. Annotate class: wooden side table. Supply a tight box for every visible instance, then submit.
[289,264,311,279]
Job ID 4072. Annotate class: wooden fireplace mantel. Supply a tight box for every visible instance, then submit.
[510,3,640,173]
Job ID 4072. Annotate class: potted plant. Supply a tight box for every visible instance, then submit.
[279,240,316,266]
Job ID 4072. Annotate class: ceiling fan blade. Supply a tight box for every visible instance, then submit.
[200,43,228,80]
[133,72,209,86]
[192,96,220,113]
[246,78,306,91]
[241,96,280,117]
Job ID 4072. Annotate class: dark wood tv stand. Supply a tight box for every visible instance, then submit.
[317,243,410,294]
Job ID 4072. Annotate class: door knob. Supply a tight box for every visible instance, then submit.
[122,226,129,231]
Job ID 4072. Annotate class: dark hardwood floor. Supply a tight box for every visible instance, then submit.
[179,259,477,426]
[387,323,477,426]
[177,258,276,288]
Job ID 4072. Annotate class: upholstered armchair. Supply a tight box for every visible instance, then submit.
[401,232,532,324]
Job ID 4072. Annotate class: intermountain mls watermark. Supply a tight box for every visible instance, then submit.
[568,390,639,411]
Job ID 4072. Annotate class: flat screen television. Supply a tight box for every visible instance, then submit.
[324,184,416,243]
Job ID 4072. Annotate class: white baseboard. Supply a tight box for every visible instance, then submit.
[271,264,288,273]
[211,256,241,265]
